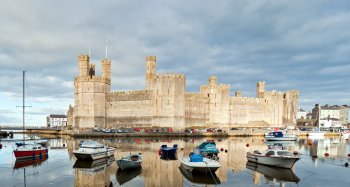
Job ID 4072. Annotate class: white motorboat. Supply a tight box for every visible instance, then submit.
[246,149,300,169]
[116,153,143,170]
[340,131,350,139]
[308,129,325,137]
[73,140,115,160]
[264,131,297,141]
[180,153,221,173]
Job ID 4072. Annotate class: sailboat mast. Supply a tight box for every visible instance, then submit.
[23,71,25,143]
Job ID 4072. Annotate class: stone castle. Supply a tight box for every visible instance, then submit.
[67,54,299,130]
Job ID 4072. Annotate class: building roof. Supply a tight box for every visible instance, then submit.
[49,114,67,118]
[321,105,348,110]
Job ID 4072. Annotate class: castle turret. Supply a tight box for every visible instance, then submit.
[101,58,111,84]
[78,55,90,77]
[209,76,218,87]
[256,81,265,98]
[146,56,156,90]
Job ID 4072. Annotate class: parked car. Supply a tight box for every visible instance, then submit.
[207,128,215,133]
[230,127,239,130]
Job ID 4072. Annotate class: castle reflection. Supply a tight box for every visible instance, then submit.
[62,136,350,187]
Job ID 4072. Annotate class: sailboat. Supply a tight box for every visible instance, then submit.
[13,71,48,159]
[308,104,326,137]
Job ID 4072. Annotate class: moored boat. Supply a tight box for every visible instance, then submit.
[160,144,178,155]
[308,129,326,137]
[194,141,219,157]
[264,131,297,141]
[180,153,221,173]
[340,130,350,139]
[14,143,48,160]
[13,71,49,160]
[246,149,300,169]
[73,140,115,160]
[116,153,143,170]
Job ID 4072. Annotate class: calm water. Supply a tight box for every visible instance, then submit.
[0,134,349,187]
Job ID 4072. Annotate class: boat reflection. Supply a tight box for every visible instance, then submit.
[179,164,221,185]
[73,157,115,173]
[160,153,177,160]
[246,161,300,183]
[116,167,142,185]
[73,157,115,187]
[14,155,48,169]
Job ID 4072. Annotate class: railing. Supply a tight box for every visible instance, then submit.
[0,125,62,131]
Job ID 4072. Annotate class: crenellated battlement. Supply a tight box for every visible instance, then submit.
[146,56,156,62]
[78,54,89,61]
[156,73,185,79]
[110,90,151,95]
[230,96,267,104]
[108,90,152,101]
[185,92,206,98]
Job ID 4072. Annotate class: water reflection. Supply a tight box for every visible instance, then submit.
[1,135,350,186]
[73,157,115,187]
[179,164,221,185]
[116,167,142,185]
[246,161,300,183]
[14,156,48,169]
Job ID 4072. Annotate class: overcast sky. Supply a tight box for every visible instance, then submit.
[1,0,350,126]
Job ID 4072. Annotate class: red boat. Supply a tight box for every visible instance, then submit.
[14,144,48,159]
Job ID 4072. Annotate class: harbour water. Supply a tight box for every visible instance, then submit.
[0,134,349,187]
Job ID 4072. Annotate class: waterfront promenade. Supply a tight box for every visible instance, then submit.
[21,128,341,138]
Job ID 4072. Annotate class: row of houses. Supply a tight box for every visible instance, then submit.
[297,104,350,129]
[46,114,67,128]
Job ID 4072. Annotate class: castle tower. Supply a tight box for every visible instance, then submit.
[209,76,218,87]
[78,55,90,77]
[73,54,109,130]
[256,81,265,98]
[101,59,111,83]
[146,56,156,90]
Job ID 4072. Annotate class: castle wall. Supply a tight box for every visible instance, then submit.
[263,91,284,127]
[106,90,153,128]
[282,90,299,126]
[152,74,186,130]
[199,76,230,128]
[185,93,209,127]
[229,97,270,127]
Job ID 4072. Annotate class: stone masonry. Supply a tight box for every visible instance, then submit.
[68,54,299,130]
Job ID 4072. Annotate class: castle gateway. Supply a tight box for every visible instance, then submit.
[67,55,298,130]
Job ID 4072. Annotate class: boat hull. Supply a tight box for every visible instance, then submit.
[265,137,297,141]
[116,159,142,170]
[180,157,220,173]
[73,149,114,161]
[246,153,299,169]
[308,132,325,137]
[14,149,48,160]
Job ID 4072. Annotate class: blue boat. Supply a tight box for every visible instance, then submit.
[160,144,178,160]
[194,141,219,157]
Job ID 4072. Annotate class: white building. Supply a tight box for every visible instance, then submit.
[312,104,349,128]
[47,114,67,128]
[296,108,308,119]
